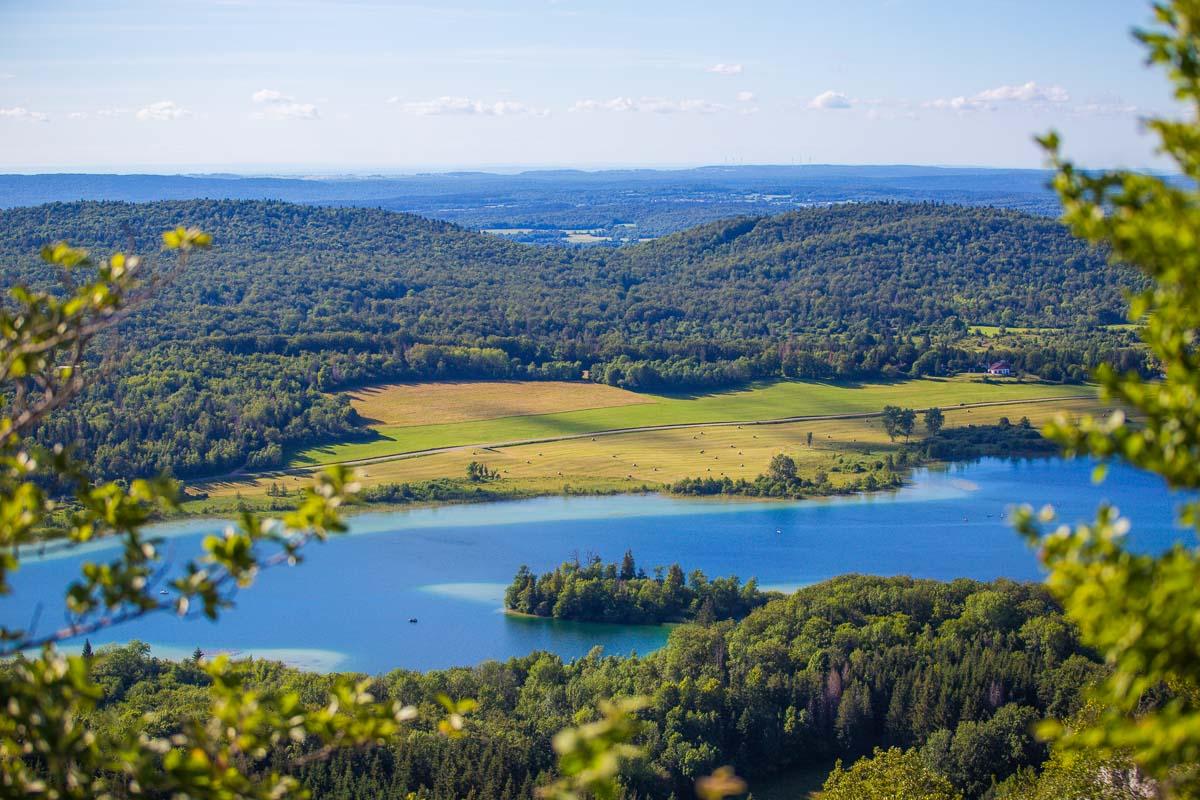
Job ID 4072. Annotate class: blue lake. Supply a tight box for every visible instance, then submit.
[3,457,1188,673]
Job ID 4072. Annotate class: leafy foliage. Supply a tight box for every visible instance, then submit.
[918,703,1044,797]
[670,451,905,499]
[504,553,772,624]
[823,747,962,800]
[1010,2,1200,796]
[917,418,1057,461]
[0,232,473,799]
[882,405,917,441]
[539,697,650,800]
[994,707,1154,799]
[767,453,797,482]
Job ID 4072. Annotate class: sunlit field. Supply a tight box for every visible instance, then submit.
[347,380,652,426]
[291,376,1095,467]
[197,396,1111,501]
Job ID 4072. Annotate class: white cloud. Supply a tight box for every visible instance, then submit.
[922,96,982,112]
[252,88,320,120]
[808,90,852,110]
[136,100,191,121]
[0,73,14,80]
[67,111,89,120]
[924,81,1070,113]
[252,88,290,104]
[976,81,1069,104]
[0,106,49,122]
[707,63,743,75]
[736,91,756,103]
[393,96,548,116]
[570,96,725,114]
[570,97,636,112]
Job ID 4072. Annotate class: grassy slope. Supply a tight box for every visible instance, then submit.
[348,380,650,426]
[292,377,1093,466]
[193,396,1114,510]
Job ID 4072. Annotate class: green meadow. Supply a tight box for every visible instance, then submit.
[291,376,1093,466]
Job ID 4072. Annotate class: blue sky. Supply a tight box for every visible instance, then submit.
[0,0,1177,172]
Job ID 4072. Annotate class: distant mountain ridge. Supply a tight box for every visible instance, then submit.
[0,166,1068,242]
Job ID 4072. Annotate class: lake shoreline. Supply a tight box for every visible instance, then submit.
[503,607,689,628]
[8,457,1185,674]
[175,445,1065,522]
[33,447,1065,544]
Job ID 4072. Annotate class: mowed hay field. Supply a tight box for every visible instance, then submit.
[200,395,1114,501]
[291,376,1095,466]
[348,380,652,426]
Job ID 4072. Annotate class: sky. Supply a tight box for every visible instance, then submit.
[0,0,1181,173]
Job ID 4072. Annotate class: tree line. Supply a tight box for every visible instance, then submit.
[504,552,773,624]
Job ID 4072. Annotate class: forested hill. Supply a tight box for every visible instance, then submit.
[0,200,1145,478]
[0,200,1129,344]
[614,203,1127,331]
[0,201,577,345]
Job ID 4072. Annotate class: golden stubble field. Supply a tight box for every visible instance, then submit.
[197,396,1112,500]
[347,380,652,426]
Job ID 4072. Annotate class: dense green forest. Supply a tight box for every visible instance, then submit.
[67,575,1099,799]
[670,449,909,500]
[915,418,1061,461]
[0,200,1147,479]
[504,553,772,624]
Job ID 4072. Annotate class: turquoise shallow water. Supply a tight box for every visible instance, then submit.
[3,457,1189,673]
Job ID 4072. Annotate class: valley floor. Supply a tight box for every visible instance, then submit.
[187,376,1111,515]
[291,375,1091,467]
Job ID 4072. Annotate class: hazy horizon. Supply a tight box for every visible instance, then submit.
[0,1,1179,172]
[0,162,1071,178]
